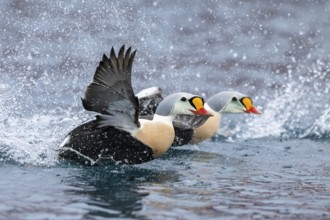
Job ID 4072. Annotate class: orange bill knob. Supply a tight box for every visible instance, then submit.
[241,97,261,114]
[190,97,211,115]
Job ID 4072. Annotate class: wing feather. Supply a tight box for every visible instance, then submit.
[81,45,140,132]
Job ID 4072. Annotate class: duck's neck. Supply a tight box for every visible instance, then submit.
[205,104,221,117]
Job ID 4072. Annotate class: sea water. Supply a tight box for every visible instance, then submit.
[0,1,329,219]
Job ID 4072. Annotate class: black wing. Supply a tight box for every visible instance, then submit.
[137,87,164,118]
[173,114,211,129]
[81,45,140,131]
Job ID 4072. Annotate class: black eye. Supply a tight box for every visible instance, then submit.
[232,97,238,101]
[180,97,187,102]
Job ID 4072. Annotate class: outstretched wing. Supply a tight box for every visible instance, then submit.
[81,45,140,132]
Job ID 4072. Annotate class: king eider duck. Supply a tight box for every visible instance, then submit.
[57,45,211,165]
[137,88,261,146]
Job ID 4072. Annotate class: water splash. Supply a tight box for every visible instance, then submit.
[234,59,330,140]
[1,113,71,166]
[301,107,330,140]
[0,91,90,166]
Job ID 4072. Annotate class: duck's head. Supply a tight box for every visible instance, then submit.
[207,91,261,114]
[155,92,211,117]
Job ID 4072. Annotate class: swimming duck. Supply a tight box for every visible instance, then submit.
[58,45,210,165]
[137,88,260,146]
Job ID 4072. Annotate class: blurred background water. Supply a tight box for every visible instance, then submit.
[0,0,329,219]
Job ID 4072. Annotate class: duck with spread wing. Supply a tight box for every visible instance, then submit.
[58,46,211,165]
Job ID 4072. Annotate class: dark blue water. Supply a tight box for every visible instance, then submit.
[1,1,329,219]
